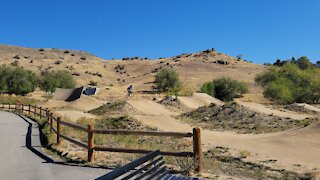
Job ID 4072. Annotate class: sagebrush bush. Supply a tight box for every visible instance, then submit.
[155,68,181,93]
[201,77,248,101]
[40,70,76,92]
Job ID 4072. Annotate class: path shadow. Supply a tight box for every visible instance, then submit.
[136,90,160,95]
[17,114,113,171]
[19,114,54,163]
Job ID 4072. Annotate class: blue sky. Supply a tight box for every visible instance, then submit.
[0,0,319,64]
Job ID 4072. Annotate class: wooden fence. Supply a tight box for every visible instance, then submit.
[0,103,203,172]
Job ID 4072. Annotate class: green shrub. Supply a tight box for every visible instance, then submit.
[256,57,320,104]
[264,78,294,104]
[200,82,215,97]
[40,70,76,92]
[0,65,39,95]
[155,68,181,92]
[200,77,248,101]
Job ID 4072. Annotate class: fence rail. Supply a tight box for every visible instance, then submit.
[0,103,203,172]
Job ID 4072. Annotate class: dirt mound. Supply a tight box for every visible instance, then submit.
[39,96,104,112]
[285,103,320,114]
[39,100,69,109]
[55,110,96,122]
[177,93,224,110]
[235,100,313,120]
[193,93,224,106]
[67,96,104,112]
[26,90,49,101]
[181,102,318,133]
[127,100,178,116]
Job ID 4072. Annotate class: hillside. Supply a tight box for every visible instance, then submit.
[0,45,265,100]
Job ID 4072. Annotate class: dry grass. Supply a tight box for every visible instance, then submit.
[0,94,38,105]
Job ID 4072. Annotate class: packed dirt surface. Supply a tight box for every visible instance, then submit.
[235,100,313,120]
[55,110,96,122]
[177,93,224,110]
[127,97,320,173]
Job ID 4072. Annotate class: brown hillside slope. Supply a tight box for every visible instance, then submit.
[0,45,265,100]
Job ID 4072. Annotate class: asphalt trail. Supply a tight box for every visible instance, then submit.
[0,111,109,180]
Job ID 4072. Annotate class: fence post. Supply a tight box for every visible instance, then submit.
[88,124,95,162]
[50,112,53,133]
[39,106,42,119]
[28,104,31,115]
[46,108,49,121]
[193,127,202,173]
[57,116,62,145]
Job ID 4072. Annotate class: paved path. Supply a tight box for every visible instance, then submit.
[0,111,109,180]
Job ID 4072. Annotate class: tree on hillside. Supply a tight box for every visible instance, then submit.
[296,56,313,70]
[256,57,320,104]
[154,68,181,93]
[0,65,11,93]
[40,70,76,92]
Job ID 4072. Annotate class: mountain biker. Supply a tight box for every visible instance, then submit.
[127,84,133,96]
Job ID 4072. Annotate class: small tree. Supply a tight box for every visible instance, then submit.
[154,68,181,92]
[236,54,242,60]
[0,65,39,95]
[41,70,76,92]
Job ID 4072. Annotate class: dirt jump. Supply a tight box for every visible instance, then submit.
[53,87,84,102]
[177,93,224,110]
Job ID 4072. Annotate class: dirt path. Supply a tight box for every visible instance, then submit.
[128,100,179,116]
[235,100,313,120]
[127,99,320,172]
